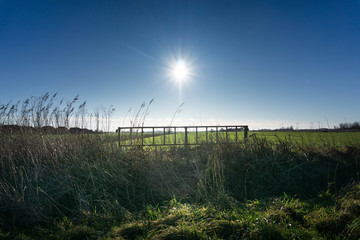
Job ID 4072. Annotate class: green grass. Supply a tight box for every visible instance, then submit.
[108,187,360,240]
[5,186,360,239]
[120,131,243,146]
[1,131,360,239]
[252,131,360,148]
[118,130,360,148]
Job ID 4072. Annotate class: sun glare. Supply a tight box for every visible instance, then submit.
[164,52,196,101]
[172,59,189,82]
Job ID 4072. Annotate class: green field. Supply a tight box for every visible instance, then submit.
[119,130,360,148]
[252,131,360,147]
[119,130,246,146]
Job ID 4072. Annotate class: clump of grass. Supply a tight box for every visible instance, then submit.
[220,136,360,201]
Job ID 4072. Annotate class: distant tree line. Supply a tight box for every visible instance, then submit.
[0,124,96,135]
[275,126,294,131]
[336,122,360,130]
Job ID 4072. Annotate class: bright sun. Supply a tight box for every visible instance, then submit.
[172,59,189,82]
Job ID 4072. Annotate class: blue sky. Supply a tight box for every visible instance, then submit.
[1,0,359,130]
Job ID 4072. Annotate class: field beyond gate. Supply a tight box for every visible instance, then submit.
[117,125,249,147]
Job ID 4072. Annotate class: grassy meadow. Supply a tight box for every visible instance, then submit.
[1,94,360,239]
[253,131,360,148]
[1,130,360,239]
[119,129,360,148]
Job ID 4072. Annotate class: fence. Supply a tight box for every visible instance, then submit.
[117,125,249,147]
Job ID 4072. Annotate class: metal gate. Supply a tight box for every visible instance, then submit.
[117,125,249,147]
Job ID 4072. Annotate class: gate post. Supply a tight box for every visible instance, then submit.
[244,126,249,139]
[185,127,188,146]
[130,128,133,145]
[118,127,121,147]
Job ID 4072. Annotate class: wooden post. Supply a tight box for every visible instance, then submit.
[118,127,121,147]
[164,127,166,145]
[206,127,208,142]
[152,127,155,145]
[141,127,144,146]
[185,127,188,146]
[174,127,177,145]
[226,126,228,142]
[196,127,198,144]
[244,126,249,139]
[130,128,132,145]
[216,126,218,143]
[235,126,238,142]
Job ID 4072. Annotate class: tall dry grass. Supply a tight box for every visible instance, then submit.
[1,130,359,230]
[1,94,360,231]
[0,92,117,132]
